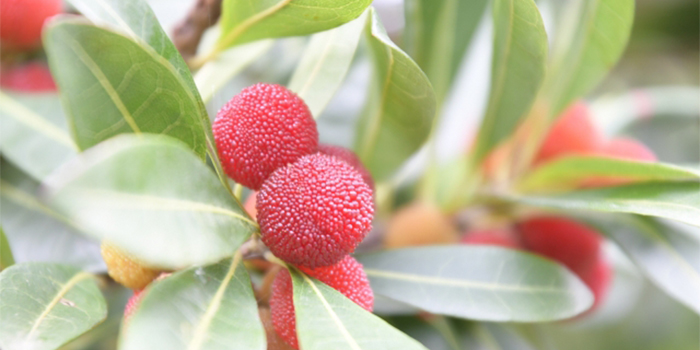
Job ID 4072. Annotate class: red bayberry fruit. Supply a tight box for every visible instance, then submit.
[213,83,318,190]
[0,62,57,92]
[535,102,601,164]
[461,229,522,249]
[270,256,373,349]
[257,153,374,268]
[517,217,602,278]
[317,144,374,189]
[123,289,145,323]
[579,257,612,313]
[598,137,656,162]
[0,0,62,50]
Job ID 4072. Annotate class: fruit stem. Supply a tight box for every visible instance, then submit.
[233,183,243,201]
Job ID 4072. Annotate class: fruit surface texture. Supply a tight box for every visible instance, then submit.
[101,242,161,290]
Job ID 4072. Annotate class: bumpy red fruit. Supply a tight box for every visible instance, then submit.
[0,0,62,50]
[123,289,145,323]
[257,153,374,268]
[517,217,602,278]
[535,102,601,164]
[461,229,522,249]
[213,83,318,190]
[318,144,375,189]
[579,258,612,313]
[270,256,374,349]
[598,137,656,162]
[0,62,57,92]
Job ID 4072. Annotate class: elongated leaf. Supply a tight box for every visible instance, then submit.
[120,255,265,350]
[288,11,367,117]
[470,0,548,164]
[471,323,536,350]
[517,156,700,193]
[355,8,436,180]
[195,40,274,104]
[506,181,700,227]
[0,160,104,272]
[44,18,208,159]
[44,134,257,269]
[0,228,13,270]
[357,246,593,321]
[403,0,488,103]
[0,92,77,181]
[212,0,372,55]
[0,263,107,350]
[290,269,429,350]
[583,215,700,314]
[544,0,635,116]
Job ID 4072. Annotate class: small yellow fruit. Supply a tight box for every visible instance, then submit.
[384,201,459,248]
[101,242,161,290]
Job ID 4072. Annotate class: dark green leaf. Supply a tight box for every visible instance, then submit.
[357,246,593,321]
[44,134,256,269]
[120,255,265,350]
[543,0,635,116]
[0,92,77,181]
[355,8,436,180]
[44,18,208,159]
[0,160,104,272]
[470,0,548,164]
[517,156,700,193]
[505,181,700,227]
[290,268,429,350]
[0,228,13,270]
[0,263,106,350]
[288,11,367,117]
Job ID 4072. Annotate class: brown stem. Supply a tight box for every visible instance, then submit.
[172,0,222,62]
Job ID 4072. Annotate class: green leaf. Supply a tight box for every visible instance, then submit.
[195,40,275,105]
[543,0,635,116]
[44,134,257,269]
[583,215,700,314]
[44,18,208,159]
[0,228,14,270]
[290,268,429,350]
[505,181,700,227]
[517,156,700,193]
[0,263,107,350]
[470,0,548,164]
[0,160,104,272]
[213,0,372,55]
[357,246,593,322]
[120,255,265,350]
[355,8,437,180]
[403,0,488,103]
[0,91,77,181]
[288,10,367,117]
[470,323,536,350]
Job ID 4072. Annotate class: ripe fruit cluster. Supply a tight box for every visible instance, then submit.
[214,83,375,349]
[0,0,63,50]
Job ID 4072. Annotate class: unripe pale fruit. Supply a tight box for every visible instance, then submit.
[243,191,258,221]
[101,242,161,290]
[0,0,62,50]
[213,83,318,190]
[0,62,57,92]
[270,256,373,349]
[461,229,522,249]
[257,153,374,268]
[384,202,459,249]
[535,102,601,164]
[317,144,375,190]
[517,217,602,278]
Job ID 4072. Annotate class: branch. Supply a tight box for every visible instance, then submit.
[172,0,222,61]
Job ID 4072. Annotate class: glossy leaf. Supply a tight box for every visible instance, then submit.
[0,91,77,181]
[288,11,367,117]
[0,263,107,350]
[44,134,257,269]
[543,0,635,116]
[0,228,13,270]
[403,0,488,103]
[0,160,104,272]
[44,19,208,159]
[290,268,429,350]
[584,215,700,314]
[470,0,548,164]
[195,40,275,104]
[357,246,593,321]
[355,8,436,180]
[213,0,372,54]
[517,156,700,193]
[506,181,700,227]
[120,255,265,350]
